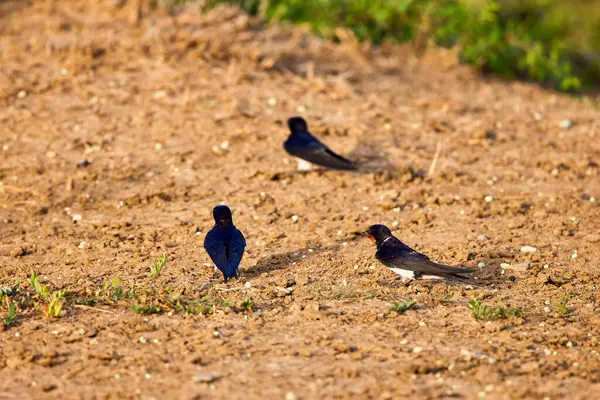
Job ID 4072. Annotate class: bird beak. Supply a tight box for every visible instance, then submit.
[361,230,376,243]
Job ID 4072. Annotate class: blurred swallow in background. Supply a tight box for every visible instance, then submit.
[204,205,246,282]
[284,116,358,171]
[365,224,476,282]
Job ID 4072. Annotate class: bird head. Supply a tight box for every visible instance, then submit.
[213,205,233,226]
[287,116,308,134]
[364,224,392,245]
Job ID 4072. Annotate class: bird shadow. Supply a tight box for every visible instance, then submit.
[243,244,339,278]
[346,138,402,173]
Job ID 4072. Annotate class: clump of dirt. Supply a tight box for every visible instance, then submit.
[1,1,599,399]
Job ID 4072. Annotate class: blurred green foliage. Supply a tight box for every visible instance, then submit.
[199,0,599,92]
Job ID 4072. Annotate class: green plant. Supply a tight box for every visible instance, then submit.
[132,304,160,315]
[29,271,49,299]
[30,271,68,318]
[555,291,572,317]
[46,289,68,318]
[468,297,521,321]
[334,286,357,299]
[239,297,254,312]
[221,297,234,308]
[390,299,415,313]
[3,302,17,328]
[150,254,168,279]
[201,0,600,92]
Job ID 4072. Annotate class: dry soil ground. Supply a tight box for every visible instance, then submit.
[1,1,600,399]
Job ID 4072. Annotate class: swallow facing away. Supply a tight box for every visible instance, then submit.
[365,224,476,282]
[204,205,246,282]
[284,116,358,171]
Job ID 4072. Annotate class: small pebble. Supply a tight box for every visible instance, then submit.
[72,214,82,222]
[509,275,516,282]
[559,119,572,129]
[484,195,494,203]
[193,373,219,383]
[17,90,27,99]
[500,263,510,269]
[412,347,423,353]
[285,393,297,400]
[520,245,537,253]
[477,262,486,268]
[478,235,488,241]
[78,241,86,249]
[291,215,299,223]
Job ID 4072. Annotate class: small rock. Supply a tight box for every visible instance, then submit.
[477,235,489,241]
[484,195,494,203]
[520,245,537,253]
[477,262,486,268]
[559,119,572,129]
[291,215,299,223]
[72,214,82,222]
[193,373,219,383]
[509,263,530,272]
[285,392,297,400]
[77,160,91,168]
[500,263,510,270]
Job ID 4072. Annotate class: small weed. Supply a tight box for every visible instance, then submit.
[221,298,234,308]
[183,296,217,315]
[0,282,20,307]
[29,271,49,299]
[555,292,572,317]
[334,287,357,299]
[390,300,415,314]
[30,271,67,318]
[132,304,160,315]
[3,302,17,328]
[72,296,98,306]
[112,275,123,298]
[239,297,254,312]
[46,289,68,318]
[150,254,168,279]
[468,298,521,321]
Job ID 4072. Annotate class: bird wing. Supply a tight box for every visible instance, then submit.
[284,138,358,171]
[377,249,475,278]
[203,230,229,276]
[225,229,246,278]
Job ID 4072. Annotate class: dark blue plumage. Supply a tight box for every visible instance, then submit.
[204,205,246,281]
[284,117,358,171]
[366,224,475,281]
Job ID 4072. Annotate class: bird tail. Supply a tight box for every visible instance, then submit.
[423,261,476,280]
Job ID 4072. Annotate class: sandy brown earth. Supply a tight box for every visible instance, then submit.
[1,1,600,399]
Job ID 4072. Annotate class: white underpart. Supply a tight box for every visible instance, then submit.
[389,268,415,281]
[388,268,444,281]
[297,159,313,171]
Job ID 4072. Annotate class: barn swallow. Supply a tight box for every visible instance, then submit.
[204,205,246,282]
[284,117,358,171]
[365,224,475,281]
